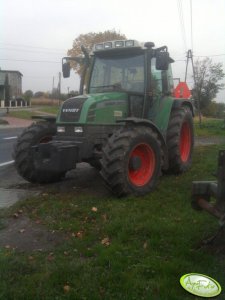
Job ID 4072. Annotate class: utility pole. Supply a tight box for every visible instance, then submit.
[58,72,61,105]
[52,76,55,96]
[185,49,201,124]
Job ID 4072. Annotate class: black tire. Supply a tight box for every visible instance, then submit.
[166,106,194,173]
[100,126,162,197]
[13,122,65,183]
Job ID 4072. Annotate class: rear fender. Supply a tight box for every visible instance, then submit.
[151,97,194,136]
[172,99,195,116]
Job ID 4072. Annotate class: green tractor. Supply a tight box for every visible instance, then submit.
[14,40,194,197]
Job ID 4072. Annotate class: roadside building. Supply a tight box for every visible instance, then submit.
[0,70,23,106]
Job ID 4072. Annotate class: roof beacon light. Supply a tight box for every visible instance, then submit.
[104,42,112,49]
[115,41,124,48]
[95,44,104,51]
[125,40,135,47]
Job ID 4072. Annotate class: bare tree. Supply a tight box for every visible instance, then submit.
[193,58,224,114]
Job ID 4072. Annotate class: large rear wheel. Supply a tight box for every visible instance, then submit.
[13,122,65,183]
[166,106,194,173]
[100,126,162,197]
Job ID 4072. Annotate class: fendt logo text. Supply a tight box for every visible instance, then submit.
[62,108,80,113]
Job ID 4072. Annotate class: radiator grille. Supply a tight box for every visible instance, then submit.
[60,97,86,122]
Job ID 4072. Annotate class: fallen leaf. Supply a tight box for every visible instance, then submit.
[102,214,107,222]
[72,231,84,238]
[84,216,88,222]
[101,237,110,246]
[47,252,54,262]
[63,285,71,293]
[75,231,83,238]
[91,207,98,212]
[19,229,25,233]
[64,251,69,256]
[13,213,19,218]
[76,231,83,238]
[143,242,148,249]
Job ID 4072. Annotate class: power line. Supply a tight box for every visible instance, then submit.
[195,54,225,58]
[0,47,65,55]
[0,58,60,64]
[190,0,193,51]
[177,0,187,52]
[0,41,65,52]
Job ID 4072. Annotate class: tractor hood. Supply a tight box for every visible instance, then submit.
[57,92,128,124]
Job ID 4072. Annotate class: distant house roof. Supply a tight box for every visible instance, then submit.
[0,70,23,76]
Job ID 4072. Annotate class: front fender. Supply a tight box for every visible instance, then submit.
[32,115,56,123]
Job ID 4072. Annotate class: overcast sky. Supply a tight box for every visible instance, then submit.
[1,0,225,101]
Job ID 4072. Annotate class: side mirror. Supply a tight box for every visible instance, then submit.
[62,61,70,78]
[156,51,169,70]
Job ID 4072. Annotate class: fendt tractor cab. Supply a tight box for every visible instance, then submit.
[14,40,194,197]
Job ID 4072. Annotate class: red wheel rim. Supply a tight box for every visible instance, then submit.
[128,143,156,186]
[180,121,191,162]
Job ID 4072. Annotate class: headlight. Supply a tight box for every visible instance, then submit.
[57,126,65,133]
[74,126,83,133]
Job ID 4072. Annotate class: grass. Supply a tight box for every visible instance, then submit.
[0,145,225,299]
[38,105,60,114]
[194,117,225,137]
[7,105,59,119]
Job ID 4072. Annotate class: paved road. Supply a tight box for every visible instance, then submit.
[0,127,24,165]
[0,125,36,208]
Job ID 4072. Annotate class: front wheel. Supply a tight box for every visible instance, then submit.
[13,122,65,183]
[100,126,162,197]
[166,106,194,173]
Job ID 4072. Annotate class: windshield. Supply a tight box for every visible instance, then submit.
[89,54,145,94]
